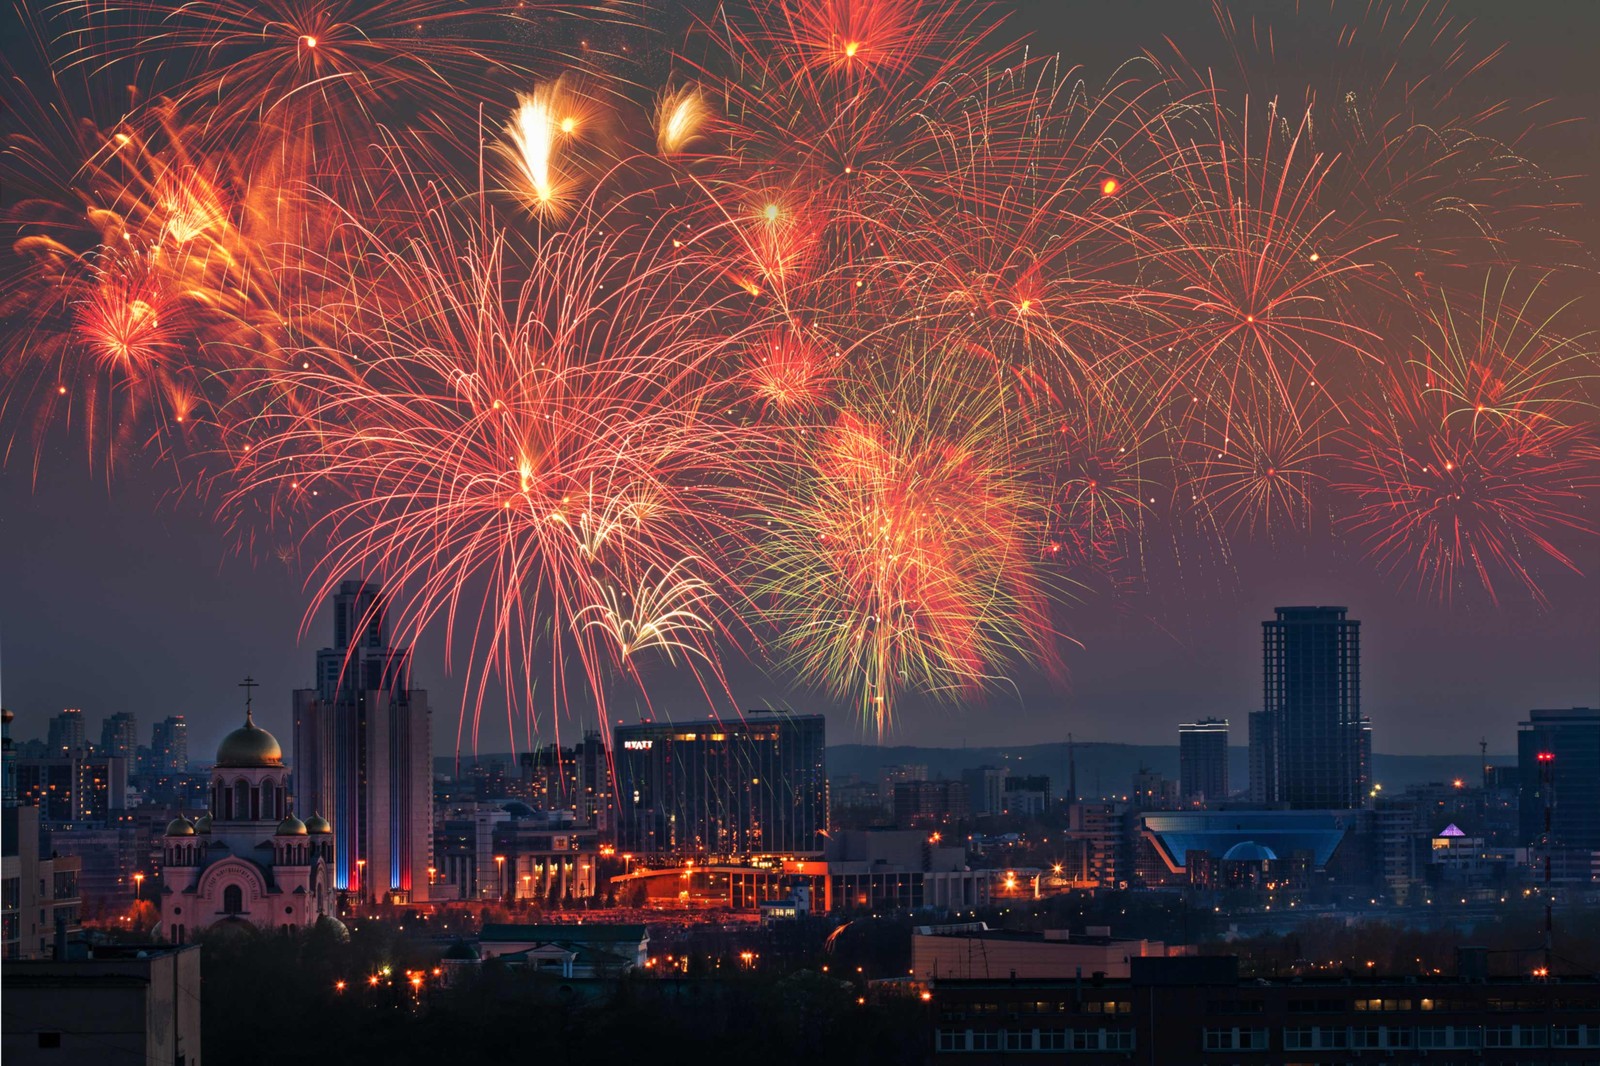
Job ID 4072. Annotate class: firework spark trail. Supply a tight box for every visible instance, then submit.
[754,342,1064,738]
[224,186,771,747]
[578,558,717,664]
[1,0,1597,744]
[1338,357,1598,608]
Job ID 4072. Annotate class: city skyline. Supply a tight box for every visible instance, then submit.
[1,549,1593,760]
[4,1,1600,1060]
[1,0,1597,761]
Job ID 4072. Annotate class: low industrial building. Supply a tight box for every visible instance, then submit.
[1,942,201,1065]
[931,956,1600,1063]
[912,923,1177,980]
[475,923,650,977]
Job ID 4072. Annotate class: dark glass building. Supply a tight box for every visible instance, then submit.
[1178,718,1229,805]
[1517,707,1600,851]
[613,712,826,857]
[292,580,433,901]
[1261,606,1361,809]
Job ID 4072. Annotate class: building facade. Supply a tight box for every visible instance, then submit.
[14,753,128,823]
[1,943,201,1066]
[519,730,612,831]
[894,780,970,828]
[160,704,336,941]
[931,957,1600,1063]
[1179,718,1229,806]
[2,804,83,960]
[98,713,138,763]
[1260,606,1361,809]
[1518,707,1600,853]
[962,767,1007,818]
[148,716,189,774]
[293,580,433,902]
[614,712,827,856]
[46,709,86,757]
[1248,709,1277,806]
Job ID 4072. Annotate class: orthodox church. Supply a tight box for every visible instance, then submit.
[160,686,336,941]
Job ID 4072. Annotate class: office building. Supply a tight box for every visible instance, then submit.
[1517,707,1600,852]
[894,780,970,828]
[1259,606,1361,809]
[1002,775,1052,817]
[613,712,826,856]
[44,820,144,917]
[1178,718,1229,805]
[880,763,929,810]
[962,767,1008,818]
[98,713,138,763]
[14,753,128,823]
[1059,802,1125,887]
[493,815,601,903]
[148,716,188,774]
[1130,768,1178,811]
[46,709,86,757]
[293,581,433,902]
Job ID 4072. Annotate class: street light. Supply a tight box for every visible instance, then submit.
[132,871,145,902]
[427,866,437,885]
[494,855,506,899]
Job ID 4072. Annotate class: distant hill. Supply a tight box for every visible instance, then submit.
[439,744,1513,797]
[825,743,1513,799]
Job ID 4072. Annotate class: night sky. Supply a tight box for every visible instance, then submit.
[2,0,1597,762]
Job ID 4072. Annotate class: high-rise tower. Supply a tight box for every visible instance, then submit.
[1517,708,1600,851]
[293,581,432,902]
[46,709,85,756]
[1178,718,1229,805]
[150,716,189,774]
[1260,606,1361,809]
[100,712,138,762]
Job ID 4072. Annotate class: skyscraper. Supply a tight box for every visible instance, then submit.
[149,716,189,774]
[46,709,86,756]
[1259,606,1361,809]
[100,713,138,762]
[1517,708,1600,851]
[613,712,826,856]
[292,581,433,902]
[1178,718,1229,805]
